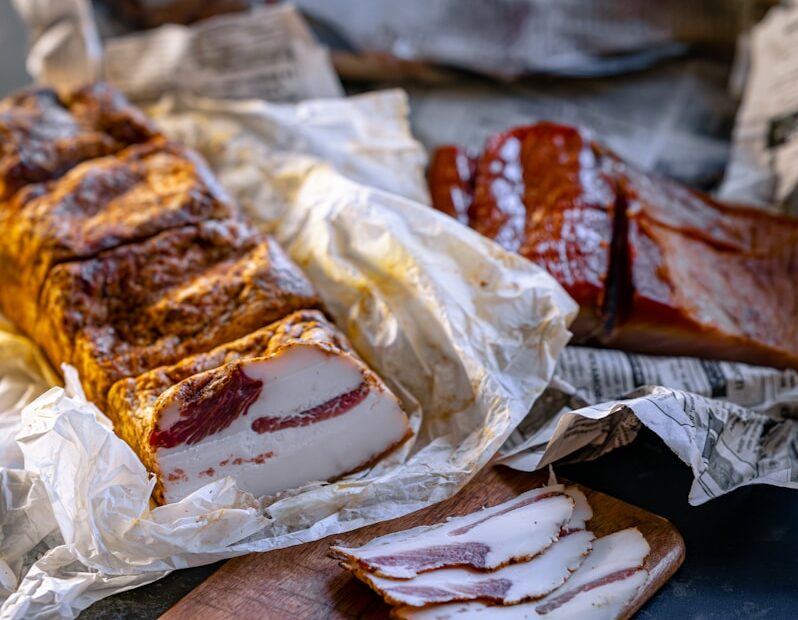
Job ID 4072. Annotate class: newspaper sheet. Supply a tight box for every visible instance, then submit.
[719,2,798,214]
[500,347,798,505]
[14,1,342,101]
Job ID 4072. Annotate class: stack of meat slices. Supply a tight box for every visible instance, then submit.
[331,484,650,619]
[428,123,798,369]
[0,84,410,504]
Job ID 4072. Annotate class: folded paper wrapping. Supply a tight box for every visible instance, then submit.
[0,146,576,616]
[148,89,431,214]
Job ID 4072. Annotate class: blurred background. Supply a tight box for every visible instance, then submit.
[2,0,780,192]
[0,0,28,93]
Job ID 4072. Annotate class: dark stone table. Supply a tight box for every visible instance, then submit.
[1,2,796,617]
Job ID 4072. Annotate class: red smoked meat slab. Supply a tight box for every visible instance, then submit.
[428,122,798,369]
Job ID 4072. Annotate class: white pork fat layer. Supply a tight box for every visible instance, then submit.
[563,487,592,530]
[395,528,650,620]
[332,485,575,578]
[356,529,595,607]
[158,346,407,502]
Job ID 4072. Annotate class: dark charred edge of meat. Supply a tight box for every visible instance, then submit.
[0,86,158,201]
[0,85,182,338]
[601,181,632,340]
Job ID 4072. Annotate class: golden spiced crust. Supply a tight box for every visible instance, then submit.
[110,309,353,414]
[38,220,322,407]
[0,85,158,201]
[0,139,236,337]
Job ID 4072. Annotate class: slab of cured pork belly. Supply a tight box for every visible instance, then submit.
[394,528,650,620]
[0,138,235,338]
[107,310,410,504]
[0,83,157,200]
[38,219,321,407]
[428,124,618,339]
[331,485,581,579]
[428,122,798,369]
[346,487,594,607]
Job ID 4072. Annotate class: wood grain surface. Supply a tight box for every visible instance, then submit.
[161,466,685,620]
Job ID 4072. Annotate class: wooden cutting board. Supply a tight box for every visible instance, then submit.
[161,467,685,620]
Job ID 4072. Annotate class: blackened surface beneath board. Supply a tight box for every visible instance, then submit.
[78,562,222,620]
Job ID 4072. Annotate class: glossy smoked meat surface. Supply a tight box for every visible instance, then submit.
[428,122,798,369]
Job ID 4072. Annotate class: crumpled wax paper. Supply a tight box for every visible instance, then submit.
[0,90,576,618]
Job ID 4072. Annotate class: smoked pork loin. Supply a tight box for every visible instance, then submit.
[0,84,410,503]
[428,122,798,369]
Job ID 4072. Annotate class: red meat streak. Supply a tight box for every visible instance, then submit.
[251,382,369,434]
[150,366,263,449]
[361,543,492,573]
[449,491,565,535]
[166,468,187,482]
[386,578,512,603]
[219,451,275,467]
[360,493,565,573]
[535,567,642,614]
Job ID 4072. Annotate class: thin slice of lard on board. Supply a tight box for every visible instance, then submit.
[342,487,593,606]
[394,528,651,620]
[357,529,595,607]
[331,485,588,579]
